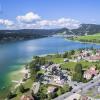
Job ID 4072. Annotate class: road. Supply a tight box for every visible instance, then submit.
[53,74,100,100]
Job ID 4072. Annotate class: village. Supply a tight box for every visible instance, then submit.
[7,48,100,100]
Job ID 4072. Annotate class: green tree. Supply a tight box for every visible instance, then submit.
[73,73,83,82]
[93,49,96,55]
[73,63,83,82]
[19,84,25,93]
[70,50,75,55]
[7,91,13,99]
[7,91,16,99]
[57,89,62,96]
[74,63,82,73]
[36,85,47,100]
[63,52,68,58]
[63,84,70,92]
[48,93,58,99]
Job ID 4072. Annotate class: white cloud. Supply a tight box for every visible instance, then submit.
[0,19,14,26]
[37,18,80,29]
[16,12,41,23]
[0,12,81,29]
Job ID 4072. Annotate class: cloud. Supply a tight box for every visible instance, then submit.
[37,18,80,29]
[16,12,41,23]
[0,12,81,29]
[0,19,14,27]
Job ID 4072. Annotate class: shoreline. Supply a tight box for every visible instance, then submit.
[66,38,100,45]
[9,64,31,87]
[0,59,32,99]
[0,53,53,99]
[0,67,25,99]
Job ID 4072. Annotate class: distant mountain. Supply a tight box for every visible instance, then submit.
[72,24,100,35]
[59,24,100,35]
[0,24,100,42]
[0,29,59,42]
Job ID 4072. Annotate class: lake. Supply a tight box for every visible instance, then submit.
[0,36,100,97]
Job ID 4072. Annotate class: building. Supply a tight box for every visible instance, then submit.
[53,75,65,85]
[89,55,100,62]
[83,66,98,80]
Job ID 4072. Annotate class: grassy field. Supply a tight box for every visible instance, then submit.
[72,33,100,43]
[48,57,95,71]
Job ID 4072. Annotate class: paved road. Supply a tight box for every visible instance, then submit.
[53,74,100,100]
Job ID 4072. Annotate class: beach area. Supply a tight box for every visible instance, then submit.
[0,63,30,99]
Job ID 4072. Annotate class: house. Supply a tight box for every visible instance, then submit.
[41,63,67,86]
[80,50,91,57]
[83,66,98,80]
[20,95,34,100]
[53,75,65,85]
[47,86,57,94]
[46,64,60,72]
[75,50,91,61]
[89,55,100,62]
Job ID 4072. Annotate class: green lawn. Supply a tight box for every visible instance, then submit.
[72,33,100,43]
[48,57,94,71]
[50,58,64,63]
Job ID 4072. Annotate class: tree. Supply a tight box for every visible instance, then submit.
[7,91,13,99]
[73,73,83,82]
[93,49,96,55]
[7,91,16,99]
[29,61,36,69]
[36,85,48,100]
[19,84,25,93]
[39,57,46,65]
[55,53,61,58]
[63,52,68,58]
[74,63,82,73]
[63,84,70,92]
[48,93,58,99]
[59,87,65,94]
[73,63,83,82]
[57,89,62,96]
[70,50,75,55]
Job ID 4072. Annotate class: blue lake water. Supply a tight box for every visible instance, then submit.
[0,36,100,95]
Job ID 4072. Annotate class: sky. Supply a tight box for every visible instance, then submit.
[0,0,100,29]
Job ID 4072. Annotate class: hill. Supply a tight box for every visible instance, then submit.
[0,29,59,42]
[59,24,100,35]
[1,24,100,42]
